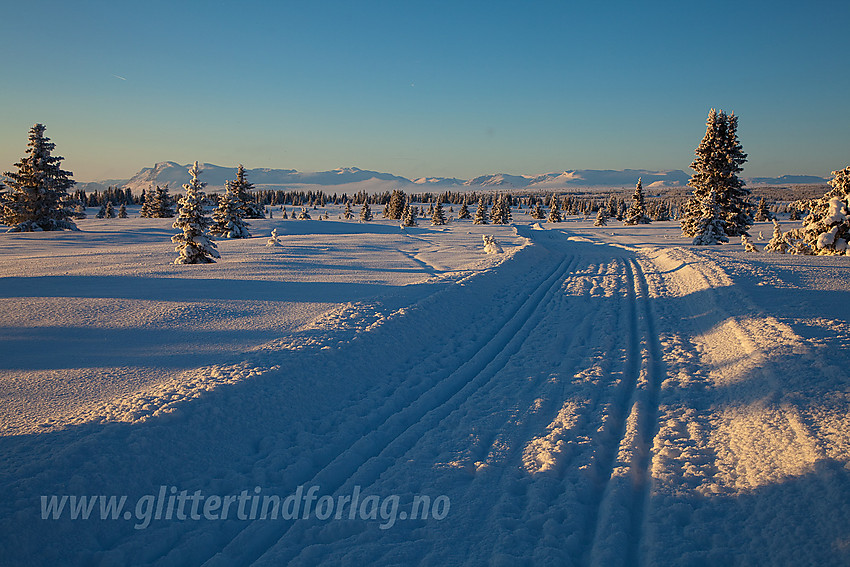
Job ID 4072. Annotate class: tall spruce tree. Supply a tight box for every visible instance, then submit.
[594,207,609,226]
[473,198,489,225]
[359,201,373,222]
[172,162,219,264]
[387,190,406,220]
[547,196,562,223]
[0,124,77,231]
[623,178,651,225]
[753,197,772,221]
[211,178,251,238]
[490,195,511,224]
[431,200,447,225]
[141,185,175,218]
[531,202,545,220]
[230,164,265,218]
[681,109,751,238]
[139,188,154,217]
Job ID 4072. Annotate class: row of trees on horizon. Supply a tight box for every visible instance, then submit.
[0,112,848,261]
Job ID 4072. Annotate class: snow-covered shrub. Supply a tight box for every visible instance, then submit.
[763,219,788,253]
[483,235,503,254]
[789,166,850,255]
[741,234,759,252]
[266,228,281,247]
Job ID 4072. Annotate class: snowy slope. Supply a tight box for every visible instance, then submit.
[1,210,849,566]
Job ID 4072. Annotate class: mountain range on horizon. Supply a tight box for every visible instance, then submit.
[74,162,830,195]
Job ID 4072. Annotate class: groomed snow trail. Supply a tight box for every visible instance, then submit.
[2,220,849,566]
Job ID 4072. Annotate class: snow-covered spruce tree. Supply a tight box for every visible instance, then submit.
[359,201,373,222]
[73,203,87,219]
[623,178,651,225]
[139,188,154,217]
[211,178,251,238]
[0,123,77,231]
[343,201,353,220]
[171,162,219,264]
[387,190,406,220]
[788,204,800,221]
[692,190,729,245]
[490,195,511,224]
[457,201,471,220]
[789,166,850,255]
[230,164,265,219]
[594,207,609,226]
[547,196,562,223]
[156,185,175,217]
[118,203,128,218]
[753,197,772,221]
[431,200,447,225]
[473,198,489,225]
[401,202,418,227]
[96,201,116,219]
[141,185,175,218]
[681,109,751,238]
[531,201,544,220]
[298,207,311,220]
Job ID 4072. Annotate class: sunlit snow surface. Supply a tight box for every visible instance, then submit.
[1,210,848,566]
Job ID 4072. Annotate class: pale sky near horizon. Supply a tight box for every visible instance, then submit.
[1,0,848,182]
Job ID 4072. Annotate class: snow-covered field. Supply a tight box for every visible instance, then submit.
[1,208,849,566]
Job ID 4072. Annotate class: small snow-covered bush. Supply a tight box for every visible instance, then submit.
[483,235,503,254]
[741,234,759,253]
[764,219,788,254]
[266,228,281,247]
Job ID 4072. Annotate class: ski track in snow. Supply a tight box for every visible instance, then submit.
[1,215,849,566]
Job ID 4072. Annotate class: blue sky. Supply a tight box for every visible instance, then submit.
[1,0,848,181]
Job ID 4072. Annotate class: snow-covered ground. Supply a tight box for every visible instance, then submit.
[1,208,848,566]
